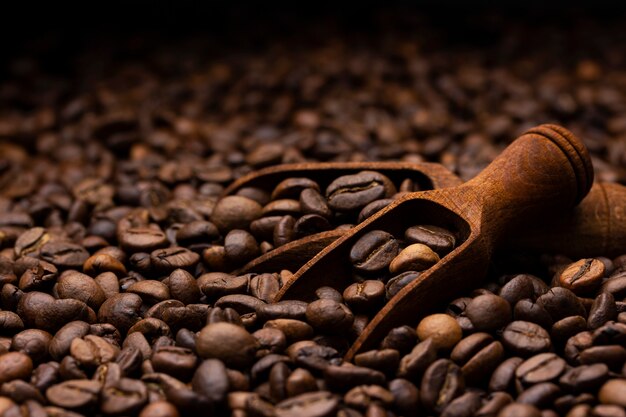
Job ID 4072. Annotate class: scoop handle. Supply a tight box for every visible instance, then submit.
[513,182,626,258]
[461,124,594,245]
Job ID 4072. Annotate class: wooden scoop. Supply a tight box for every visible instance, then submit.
[224,162,462,274]
[274,124,593,360]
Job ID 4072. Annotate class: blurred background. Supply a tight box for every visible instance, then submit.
[1,2,626,194]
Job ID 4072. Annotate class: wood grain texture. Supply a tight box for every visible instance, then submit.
[273,124,593,360]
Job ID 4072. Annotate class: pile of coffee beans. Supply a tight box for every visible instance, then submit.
[206,170,426,269]
[1,9,626,417]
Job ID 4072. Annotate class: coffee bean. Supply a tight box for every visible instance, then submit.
[420,359,464,413]
[560,364,610,393]
[601,273,626,299]
[502,321,552,357]
[354,349,400,376]
[441,391,483,417]
[300,188,332,219]
[272,178,320,200]
[139,401,181,417]
[316,287,343,302]
[127,280,171,305]
[404,224,456,256]
[342,280,385,313]
[398,338,437,379]
[497,403,541,417]
[358,198,394,222]
[385,270,421,299]
[191,359,229,402]
[324,364,385,391]
[275,391,339,417]
[579,345,626,370]
[265,319,314,343]
[167,269,201,305]
[564,331,594,364]
[0,352,33,384]
[499,275,537,306]
[40,240,89,269]
[196,323,258,368]
[516,353,566,385]
[551,316,588,345]
[119,227,169,253]
[152,346,198,380]
[225,229,260,264]
[0,311,24,335]
[175,221,220,247]
[466,294,512,332]
[588,293,617,330]
[211,196,262,233]
[11,329,52,363]
[101,378,148,415]
[55,270,106,310]
[306,299,354,334]
[293,214,331,238]
[389,243,440,274]
[46,379,101,409]
[559,258,605,294]
[344,384,394,410]
[150,247,199,273]
[198,272,249,300]
[326,171,395,212]
[250,273,281,303]
[417,314,462,350]
[598,379,626,407]
[514,299,553,329]
[349,230,399,274]
[98,293,143,334]
[517,382,561,408]
[537,288,588,321]
[381,325,418,354]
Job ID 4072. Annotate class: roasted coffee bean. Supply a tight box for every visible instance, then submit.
[353,349,399,376]
[273,215,296,247]
[196,323,258,368]
[389,243,440,274]
[601,273,626,299]
[564,331,594,364]
[300,188,333,219]
[343,280,385,312]
[98,293,143,334]
[416,314,462,350]
[46,379,101,409]
[49,321,90,360]
[420,359,464,413]
[579,345,626,370]
[398,338,437,379]
[293,214,331,238]
[328,171,396,211]
[265,319,314,343]
[175,221,220,246]
[119,227,169,253]
[275,391,339,417]
[150,247,199,273]
[167,269,201,305]
[537,288,587,321]
[551,316,588,345]
[405,225,456,256]
[517,382,561,408]
[380,325,418,354]
[211,196,262,233]
[262,199,301,217]
[0,352,33,384]
[101,378,148,415]
[250,273,281,303]
[272,178,320,200]
[11,329,52,363]
[560,364,610,393]
[139,401,181,417]
[0,311,24,335]
[250,216,284,241]
[358,198,394,222]
[306,299,354,334]
[17,292,94,332]
[516,353,567,385]
[499,275,537,306]
[215,294,265,315]
[502,321,552,356]
[466,294,512,332]
[385,270,421,299]
[588,293,617,330]
[191,359,229,402]
[198,272,249,300]
[441,391,483,417]
[56,270,106,309]
[324,364,385,391]
[598,379,626,407]
[83,253,127,276]
[514,299,553,329]
[127,280,171,304]
[316,287,344,302]
[558,259,605,294]
[40,240,89,269]
[349,230,399,274]
[256,301,307,323]
[70,334,119,368]
[224,229,260,264]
